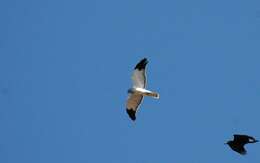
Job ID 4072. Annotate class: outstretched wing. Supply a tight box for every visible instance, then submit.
[234,146,247,155]
[126,93,143,121]
[132,58,148,88]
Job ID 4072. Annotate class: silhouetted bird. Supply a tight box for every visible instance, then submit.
[226,134,258,155]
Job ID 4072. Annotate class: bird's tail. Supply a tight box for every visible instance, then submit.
[145,91,160,99]
[251,140,258,143]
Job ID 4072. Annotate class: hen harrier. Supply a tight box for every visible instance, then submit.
[126,58,159,121]
[226,134,258,155]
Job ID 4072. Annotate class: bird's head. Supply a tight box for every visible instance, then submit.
[128,88,134,94]
[225,141,232,145]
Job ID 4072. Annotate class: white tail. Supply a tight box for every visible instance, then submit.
[145,92,159,99]
[134,88,160,99]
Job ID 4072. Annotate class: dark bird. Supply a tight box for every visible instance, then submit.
[226,134,258,155]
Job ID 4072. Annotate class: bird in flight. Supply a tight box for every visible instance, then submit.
[225,134,258,155]
[126,58,159,121]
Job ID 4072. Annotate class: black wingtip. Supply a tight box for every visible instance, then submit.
[134,58,148,70]
[126,109,136,121]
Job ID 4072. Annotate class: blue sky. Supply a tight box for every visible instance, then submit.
[0,0,260,162]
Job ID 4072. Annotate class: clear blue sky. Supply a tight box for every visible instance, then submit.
[1,0,260,162]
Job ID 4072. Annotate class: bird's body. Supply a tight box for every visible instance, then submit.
[226,134,258,155]
[126,58,159,121]
[128,87,159,98]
